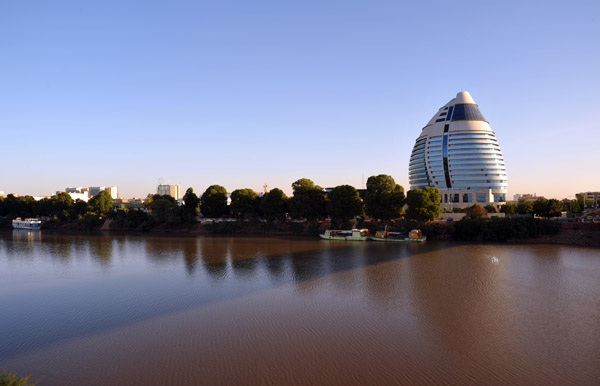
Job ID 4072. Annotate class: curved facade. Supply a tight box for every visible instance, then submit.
[409,91,507,210]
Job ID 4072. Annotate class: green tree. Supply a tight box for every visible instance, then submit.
[88,190,113,216]
[230,188,259,218]
[326,185,363,223]
[500,203,517,215]
[149,194,180,223]
[532,198,563,218]
[575,193,586,208]
[364,174,405,220]
[547,199,564,218]
[182,187,200,221]
[405,186,442,221]
[287,178,327,220]
[516,200,533,215]
[70,199,89,219]
[466,204,487,219]
[562,199,581,213]
[200,185,229,218]
[260,188,288,220]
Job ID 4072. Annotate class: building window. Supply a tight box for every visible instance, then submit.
[463,193,472,203]
[452,194,460,203]
[476,193,487,203]
[494,193,506,202]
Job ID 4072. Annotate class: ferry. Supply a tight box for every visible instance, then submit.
[319,228,370,241]
[370,229,426,242]
[12,218,42,230]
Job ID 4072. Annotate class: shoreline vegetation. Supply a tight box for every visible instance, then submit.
[1,176,598,247]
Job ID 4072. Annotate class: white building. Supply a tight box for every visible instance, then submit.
[409,91,508,210]
[58,190,89,202]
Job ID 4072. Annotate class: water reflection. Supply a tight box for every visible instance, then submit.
[12,229,42,243]
[1,232,599,386]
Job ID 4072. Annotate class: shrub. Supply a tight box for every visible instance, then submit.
[0,371,37,386]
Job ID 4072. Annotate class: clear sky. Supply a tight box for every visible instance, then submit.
[1,0,599,199]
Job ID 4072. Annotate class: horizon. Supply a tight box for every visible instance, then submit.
[2,1,599,200]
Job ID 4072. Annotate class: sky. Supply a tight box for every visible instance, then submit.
[1,0,599,199]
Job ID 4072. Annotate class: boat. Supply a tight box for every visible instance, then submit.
[319,228,370,241]
[371,229,426,242]
[12,217,42,230]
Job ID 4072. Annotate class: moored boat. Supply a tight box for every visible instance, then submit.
[371,229,426,242]
[319,228,370,241]
[12,218,42,230]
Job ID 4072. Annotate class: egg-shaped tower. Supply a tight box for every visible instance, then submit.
[408,91,507,210]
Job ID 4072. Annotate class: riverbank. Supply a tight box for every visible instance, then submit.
[6,217,597,247]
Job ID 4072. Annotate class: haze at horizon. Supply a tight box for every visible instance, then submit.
[1,0,599,199]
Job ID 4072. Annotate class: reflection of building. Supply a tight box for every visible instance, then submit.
[157,184,182,200]
[409,91,508,210]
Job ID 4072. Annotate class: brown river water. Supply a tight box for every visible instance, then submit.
[0,231,599,385]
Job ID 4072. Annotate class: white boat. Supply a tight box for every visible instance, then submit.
[319,228,370,241]
[370,229,426,242]
[12,218,42,230]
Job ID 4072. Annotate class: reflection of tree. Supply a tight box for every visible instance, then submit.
[262,255,288,283]
[88,235,113,264]
[144,237,185,264]
[200,238,229,281]
[182,239,200,275]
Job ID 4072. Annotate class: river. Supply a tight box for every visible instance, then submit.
[0,231,599,385]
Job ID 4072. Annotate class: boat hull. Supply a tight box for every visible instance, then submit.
[370,236,427,242]
[320,234,370,241]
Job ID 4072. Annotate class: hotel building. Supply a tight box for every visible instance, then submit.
[409,91,508,210]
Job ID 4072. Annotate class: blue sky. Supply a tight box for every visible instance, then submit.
[1,0,599,199]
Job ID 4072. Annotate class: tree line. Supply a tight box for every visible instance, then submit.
[0,175,443,229]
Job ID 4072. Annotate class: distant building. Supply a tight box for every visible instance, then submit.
[66,187,88,194]
[58,190,89,202]
[65,186,118,200]
[578,191,600,202]
[157,184,182,200]
[514,193,543,201]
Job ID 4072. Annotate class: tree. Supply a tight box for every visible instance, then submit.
[200,185,229,218]
[260,188,288,220]
[326,185,363,223]
[70,199,89,219]
[88,190,113,216]
[230,188,258,218]
[533,198,562,218]
[182,187,200,221]
[287,178,327,220]
[465,204,487,219]
[576,193,586,209]
[484,204,497,213]
[500,203,517,215]
[547,199,563,218]
[516,200,533,215]
[148,194,179,223]
[364,174,405,220]
[562,199,581,213]
[405,186,442,221]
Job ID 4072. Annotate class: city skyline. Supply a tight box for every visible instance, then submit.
[2,1,599,199]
